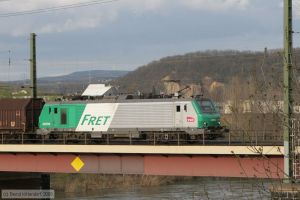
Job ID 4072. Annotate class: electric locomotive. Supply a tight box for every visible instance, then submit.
[38,95,226,141]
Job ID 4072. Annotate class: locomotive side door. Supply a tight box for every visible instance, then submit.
[174,103,183,127]
[53,107,68,128]
[53,107,60,127]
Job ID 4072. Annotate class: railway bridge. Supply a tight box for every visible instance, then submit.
[0,144,287,179]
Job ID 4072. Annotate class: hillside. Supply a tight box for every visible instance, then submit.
[114,49,287,95]
[2,70,129,96]
[38,70,129,83]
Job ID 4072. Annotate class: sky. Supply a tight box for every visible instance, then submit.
[0,0,299,81]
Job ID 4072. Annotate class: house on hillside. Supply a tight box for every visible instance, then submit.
[81,84,118,98]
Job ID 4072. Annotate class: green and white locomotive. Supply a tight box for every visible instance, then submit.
[38,96,226,141]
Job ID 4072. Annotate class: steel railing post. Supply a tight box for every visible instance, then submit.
[243,131,245,145]
[255,131,258,146]
[129,133,132,145]
[229,131,231,146]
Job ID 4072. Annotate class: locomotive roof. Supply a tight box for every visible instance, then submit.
[45,96,212,105]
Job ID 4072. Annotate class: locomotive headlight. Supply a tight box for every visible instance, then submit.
[203,122,208,127]
[218,121,221,125]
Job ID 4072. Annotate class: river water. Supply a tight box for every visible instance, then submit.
[55,178,279,200]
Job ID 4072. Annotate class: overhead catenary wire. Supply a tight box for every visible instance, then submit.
[0,0,120,18]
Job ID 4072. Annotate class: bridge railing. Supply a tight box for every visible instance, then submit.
[0,130,283,146]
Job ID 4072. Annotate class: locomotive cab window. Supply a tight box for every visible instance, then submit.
[54,108,58,114]
[49,107,51,114]
[60,108,67,125]
[176,105,180,112]
[184,104,187,112]
[198,99,216,114]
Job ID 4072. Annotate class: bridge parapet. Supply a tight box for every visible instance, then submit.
[0,145,285,155]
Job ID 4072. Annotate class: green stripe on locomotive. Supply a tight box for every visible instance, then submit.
[39,104,86,129]
[192,100,221,129]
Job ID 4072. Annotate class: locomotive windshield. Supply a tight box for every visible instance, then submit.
[198,99,216,114]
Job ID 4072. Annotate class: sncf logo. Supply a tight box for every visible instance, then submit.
[187,116,195,122]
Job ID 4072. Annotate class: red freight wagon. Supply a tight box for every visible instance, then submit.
[0,98,44,133]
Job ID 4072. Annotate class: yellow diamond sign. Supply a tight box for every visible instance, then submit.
[71,156,85,172]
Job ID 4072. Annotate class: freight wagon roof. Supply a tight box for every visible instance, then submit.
[0,98,32,110]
